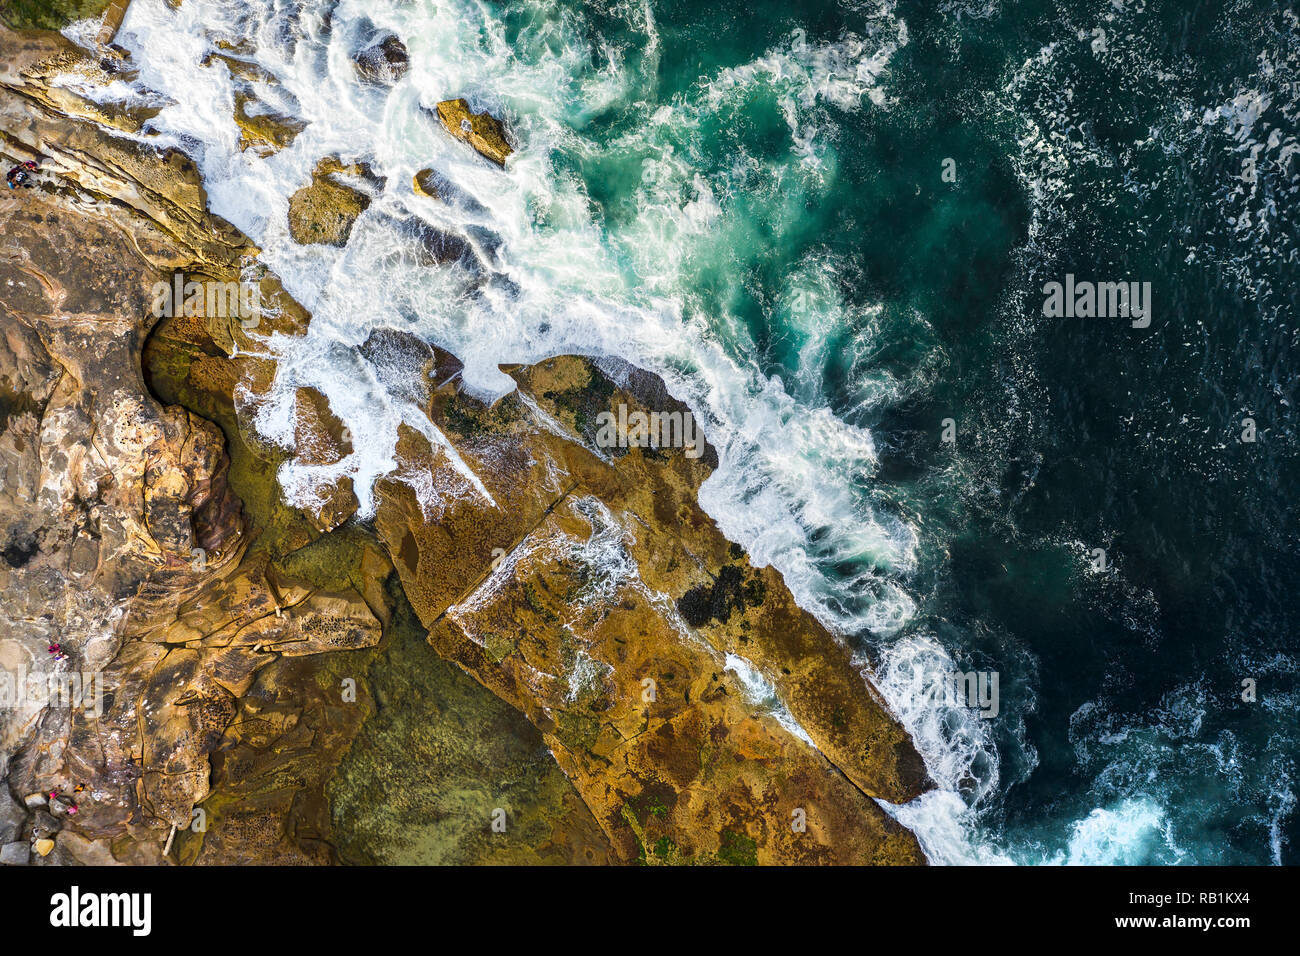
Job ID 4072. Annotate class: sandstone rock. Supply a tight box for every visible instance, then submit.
[0,23,384,865]
[0,21,929,866]
[96,0,132,45]
[287,159,372,247]
[353,35,409,84]
[0,28,253,268]
[371,352,930,863]
[291,387,358,532]
[412,168,441,200]
[435,98,513,166]
[233,92,306,157]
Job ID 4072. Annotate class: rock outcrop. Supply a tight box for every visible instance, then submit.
[287,158,373,247]
[353,35,409,85]
[435,98,513,167]
[0,23,382,865]
[352,352,927,863]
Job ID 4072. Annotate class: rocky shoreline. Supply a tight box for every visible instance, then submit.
[0,19,931,864]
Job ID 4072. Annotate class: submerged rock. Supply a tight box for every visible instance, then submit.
[353,35,409,84]
[435,98,513,167]
[287,159,372,247]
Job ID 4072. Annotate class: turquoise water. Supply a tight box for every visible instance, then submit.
[92,0,1299,863]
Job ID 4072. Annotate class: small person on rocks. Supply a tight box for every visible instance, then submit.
[6,160,38,192]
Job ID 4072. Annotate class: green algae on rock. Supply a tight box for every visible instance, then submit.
[0,0,112,31]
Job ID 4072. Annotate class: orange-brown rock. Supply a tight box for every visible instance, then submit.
[435,98,513,167]
[370,352,931,863]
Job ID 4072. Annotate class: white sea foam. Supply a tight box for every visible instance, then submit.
[723,652,815,746]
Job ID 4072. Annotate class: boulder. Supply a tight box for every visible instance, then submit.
[287,159,372,247]
[233,92,306,157]
[353,35,409,84]
[0,842,29,866]
[412,167,441,200]
[435,98,513,166]
[0,789,24,843]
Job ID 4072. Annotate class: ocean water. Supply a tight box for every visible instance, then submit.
[68,0,1299,864]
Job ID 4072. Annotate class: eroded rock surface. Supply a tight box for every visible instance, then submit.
[0,24,382,865]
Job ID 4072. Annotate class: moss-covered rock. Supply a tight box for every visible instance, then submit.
[0,0,112,31]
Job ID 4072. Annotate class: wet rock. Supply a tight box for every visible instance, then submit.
[96,0,132,45]
[412,168,441,200]
[372,354,931,863]
[407,221,470,267]
[0,23,382,865]
[287,159,373,247]
[435,98,513,166]
[353,35,409,84]
[233,92,307,158]
[291,387,358,532]
[0,21,928,867]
